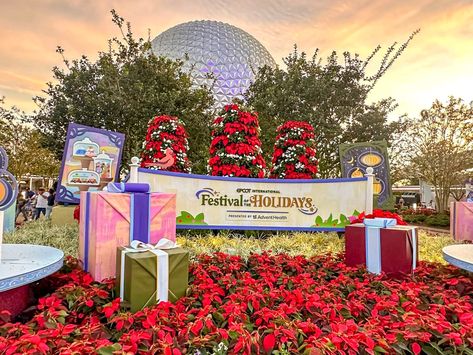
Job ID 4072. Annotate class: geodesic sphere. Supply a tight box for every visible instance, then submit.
[151,20,276,108]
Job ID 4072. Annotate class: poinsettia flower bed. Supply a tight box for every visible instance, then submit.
[1,254,472,354]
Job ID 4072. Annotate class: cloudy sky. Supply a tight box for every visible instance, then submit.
[1,0,472,116]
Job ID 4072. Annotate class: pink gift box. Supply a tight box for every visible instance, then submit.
[451,202,473,241]
[79,191,176,281]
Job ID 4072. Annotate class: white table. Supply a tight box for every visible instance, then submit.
[442,245,473,272]
[0,244,64,292]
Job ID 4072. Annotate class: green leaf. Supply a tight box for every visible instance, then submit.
[339,214,350,227]
[395,342,410,351]
[212,311,225,322]
[428,342,446,354]
[374,346,387,353]
[176,211,195,224]
[420,345,440,355]
[195,213,204,221]
[97,344,122,355]
[326,214,333,224]
[228,330,239,339]
[315,216,323,225]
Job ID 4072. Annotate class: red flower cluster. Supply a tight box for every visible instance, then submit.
[351,209,408,225]
[141,115,191,173]
[270,121,318,179]
[73,205,80,223]
[401,208,436,216]
[1,253,472,354]
[208,104,266,178]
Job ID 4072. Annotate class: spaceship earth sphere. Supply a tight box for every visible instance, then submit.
[151,20,276,108]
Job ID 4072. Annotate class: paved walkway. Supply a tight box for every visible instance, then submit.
[412,224,450,235]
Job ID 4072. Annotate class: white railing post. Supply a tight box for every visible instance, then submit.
[129,157,140,183]
[365,167,374,214]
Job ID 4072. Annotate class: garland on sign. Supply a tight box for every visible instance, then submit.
[208,104,266,178]
[270,121,318,179]
[140,115,191,173]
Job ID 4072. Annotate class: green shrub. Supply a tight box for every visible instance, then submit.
[425,214,450,227]
[415,214,427,222]
[402,215,416,223]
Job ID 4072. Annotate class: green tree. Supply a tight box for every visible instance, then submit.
[32,10,214,173]
[405,97,473,212]
[0,98,60,179]
[245,32,418,178]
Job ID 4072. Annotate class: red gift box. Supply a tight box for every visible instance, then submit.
[345,223,418,276]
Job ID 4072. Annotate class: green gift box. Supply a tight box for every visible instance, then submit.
[116,242,189,312]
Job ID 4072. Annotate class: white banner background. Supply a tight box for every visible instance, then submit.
[136,168,370,231]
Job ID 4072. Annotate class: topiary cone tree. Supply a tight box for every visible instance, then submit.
[208,104,266,178]
[140,115,191,173]
[270,121,318,179]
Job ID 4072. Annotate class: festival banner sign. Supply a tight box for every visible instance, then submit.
[135,168,371,231]
[56,123,125,204]
[339,140,393,208]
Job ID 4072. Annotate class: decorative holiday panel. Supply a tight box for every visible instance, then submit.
[339,140,392,207]
[56,123,125,204]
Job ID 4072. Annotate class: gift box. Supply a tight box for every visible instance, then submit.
[116,239,189,312]
[345,218,418,276]
[79,183,176,281]
[451,202,473,241]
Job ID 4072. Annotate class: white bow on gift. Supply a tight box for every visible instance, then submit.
[119,238,178,303]
[364,218,417,275]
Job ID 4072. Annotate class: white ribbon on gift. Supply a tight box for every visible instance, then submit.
[364,218,397,274]
[411,228,417,271]
[119,238,178,304]
[364,218,417,275]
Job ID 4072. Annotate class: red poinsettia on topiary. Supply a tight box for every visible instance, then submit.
[269,121,318,179]
[140,115,191,173]
[208,104,266,178]
[350,209,408,225]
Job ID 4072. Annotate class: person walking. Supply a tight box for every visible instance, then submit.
[34,187,49,220]
[29,190,37,221]
[398,197,405,209]
[45,188,55,219]
[25,187,35,199]
[15,193,28,223]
